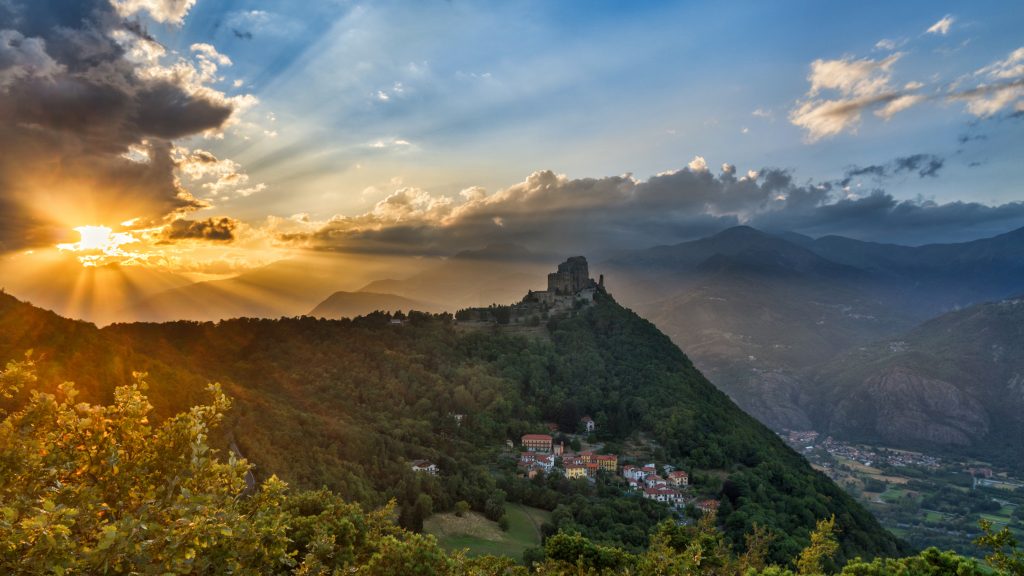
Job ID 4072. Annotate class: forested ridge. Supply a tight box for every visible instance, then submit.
[0,290,906,566]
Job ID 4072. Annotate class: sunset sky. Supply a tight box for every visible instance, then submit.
[1,0,1023,285]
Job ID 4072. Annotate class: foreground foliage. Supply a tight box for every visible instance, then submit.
[1,360,1021,575]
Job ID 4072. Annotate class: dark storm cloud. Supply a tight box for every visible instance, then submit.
[280,161,1024,256]
[0,0,236,252]
[750,191,1024,245]
[162,217,238,242]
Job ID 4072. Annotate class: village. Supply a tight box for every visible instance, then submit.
[515,417,718,515]
[782,430,942,470]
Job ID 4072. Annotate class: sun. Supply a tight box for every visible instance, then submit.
[71,226,117,251]
[56,225,143,266]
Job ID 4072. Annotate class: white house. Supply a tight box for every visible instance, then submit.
[581,416,596,433]
[410,460,438,475]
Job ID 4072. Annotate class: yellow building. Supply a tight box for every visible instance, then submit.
[596,454,618,472]
[564,464,587,479]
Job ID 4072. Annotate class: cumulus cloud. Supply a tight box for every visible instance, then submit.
[0,29,63,88]
[926,15,955,36]
[276,158,1022,255]
[0,0,253,254]
[687,155,709,172]
[173,147,266,199]
[789,54,923,140]
[162,217,238,242]
[111,0,198,24]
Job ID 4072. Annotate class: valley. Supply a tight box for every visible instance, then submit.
[782,431,1024,556]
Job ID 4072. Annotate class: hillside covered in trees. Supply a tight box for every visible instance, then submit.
[5,358,1021,574]
[0,289,906,565]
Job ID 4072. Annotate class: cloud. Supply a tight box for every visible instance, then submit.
[0,29,63,88]
[875,93,925,120]
[839,154,945,186]
[875,39,898,51]
[926,15,955,36]
[277,157,1020,255]
[806,54,902,98]
[789,41,1024,139]
[789,54,923,140]
[893,154,944,178]
[790,94,903,141]
[0,0,252,253]
[162,217,238,242]
[173,147,266,198]
[949,80,1024,117]
[112,0,198,24]
[687,155,709,172]
[190,43,231,67]
[943,48,1024,117]
[977,47,1024,80]
[751,190,1024,245]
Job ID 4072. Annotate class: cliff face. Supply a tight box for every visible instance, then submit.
[830,367,990,447]
[810,297,1024,468]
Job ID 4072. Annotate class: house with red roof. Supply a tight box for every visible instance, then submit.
[521,434,553,452]
[668,470,689,487]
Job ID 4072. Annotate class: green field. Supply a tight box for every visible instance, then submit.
[424,503,551,560]
[880,487,910,502]
[979,513,1012,527]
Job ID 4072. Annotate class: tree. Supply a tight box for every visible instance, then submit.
[0,361,295,574]
[975,519,1024,576]
[484,490,506,521]
[796,516,839,575]
[0,360,467,575]
[455,500,471,517]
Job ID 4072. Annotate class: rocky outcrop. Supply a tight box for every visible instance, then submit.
[831,366,989,446]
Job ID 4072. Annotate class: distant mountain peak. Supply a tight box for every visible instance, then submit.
[710,225,766,240]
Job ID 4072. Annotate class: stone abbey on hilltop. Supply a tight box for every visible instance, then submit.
[547,256,601,296]
[455,256,606,324]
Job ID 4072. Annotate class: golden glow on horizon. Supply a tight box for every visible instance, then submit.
[56,225,144,267]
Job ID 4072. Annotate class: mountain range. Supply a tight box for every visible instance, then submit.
[597,226,1024,463]
[5,225,1024,466]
